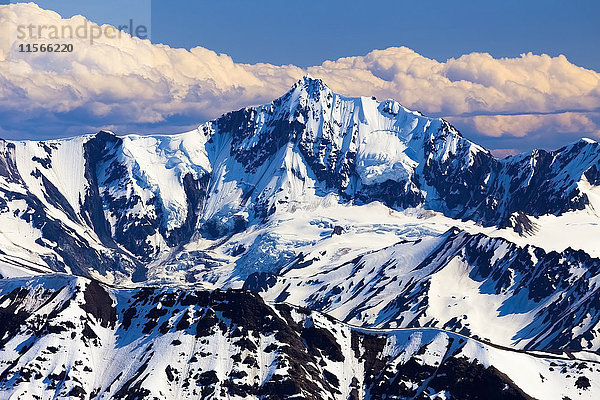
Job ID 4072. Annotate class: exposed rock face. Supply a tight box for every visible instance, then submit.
[0,276,596,400]
[250,228,600,352]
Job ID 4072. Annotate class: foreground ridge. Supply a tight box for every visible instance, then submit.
[0,275,597,399]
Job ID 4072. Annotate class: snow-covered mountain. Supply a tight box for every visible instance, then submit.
[251,228,600,352]
[2,76,600,398]
[1,275,598,400]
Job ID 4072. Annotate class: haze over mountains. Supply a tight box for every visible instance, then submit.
[1,76,600,399]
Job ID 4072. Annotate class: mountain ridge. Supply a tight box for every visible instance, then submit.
[0,274,597,399]
[1,77,599,275]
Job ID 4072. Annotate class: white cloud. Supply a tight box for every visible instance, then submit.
[308,47,600,117]
[1,3,599,150]
[451,112,600,138]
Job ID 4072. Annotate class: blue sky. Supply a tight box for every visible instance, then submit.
[11,0,600,70]
[1,1,599,154]
[154,0,600,71]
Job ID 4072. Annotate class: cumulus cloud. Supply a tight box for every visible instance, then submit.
[308,47,600,117]
[0,5,302,124]
[457,112,600,138]
[1,3,599,152]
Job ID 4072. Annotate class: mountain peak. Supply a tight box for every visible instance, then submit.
[288,74,329,97]
[298,73,323,86]
[580,137,597,144]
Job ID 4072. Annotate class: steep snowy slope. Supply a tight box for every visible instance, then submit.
[209,76,600,230]
[0,135,142,282]
[0,276,598,400]
[248,227,600,352]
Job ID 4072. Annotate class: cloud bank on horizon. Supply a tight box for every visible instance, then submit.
[1,3,599,155]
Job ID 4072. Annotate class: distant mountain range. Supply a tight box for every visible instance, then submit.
[1,76,599,399]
